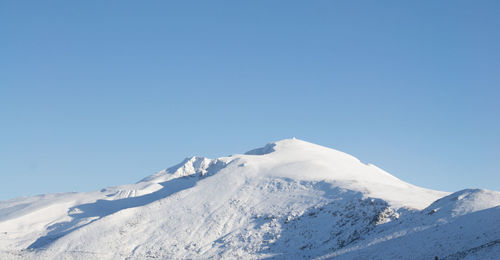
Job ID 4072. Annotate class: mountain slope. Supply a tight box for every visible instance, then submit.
[0,138,498,259]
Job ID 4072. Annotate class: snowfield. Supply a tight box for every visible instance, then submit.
[1,138,499,259]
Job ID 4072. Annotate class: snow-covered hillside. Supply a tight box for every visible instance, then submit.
[1,139,499,259]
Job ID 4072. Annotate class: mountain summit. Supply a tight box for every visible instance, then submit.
[1,139,499,259]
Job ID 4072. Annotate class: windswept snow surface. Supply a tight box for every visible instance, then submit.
[0,139,499,259]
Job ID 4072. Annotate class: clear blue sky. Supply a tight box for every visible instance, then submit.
[1,1,499,200]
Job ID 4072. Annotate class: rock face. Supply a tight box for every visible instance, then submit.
[0,139,499,259]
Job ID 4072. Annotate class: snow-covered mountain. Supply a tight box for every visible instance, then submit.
[1,139,499,259]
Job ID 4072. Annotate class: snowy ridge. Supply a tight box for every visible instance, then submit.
[140,156,230,183]
[322,188,500,259]
[0,138,499,259]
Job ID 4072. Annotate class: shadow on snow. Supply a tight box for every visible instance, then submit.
[28,176,199,250]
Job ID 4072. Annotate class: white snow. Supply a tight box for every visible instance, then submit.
[0,138,498,259]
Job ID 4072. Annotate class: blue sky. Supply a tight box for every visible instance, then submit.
[1,1,499,200]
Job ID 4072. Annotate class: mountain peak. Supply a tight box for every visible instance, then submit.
[246,138,345,157]
[138,139,446,209]
[2,139,497,259]
[424,188,500,217]
[244,138,311,155]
